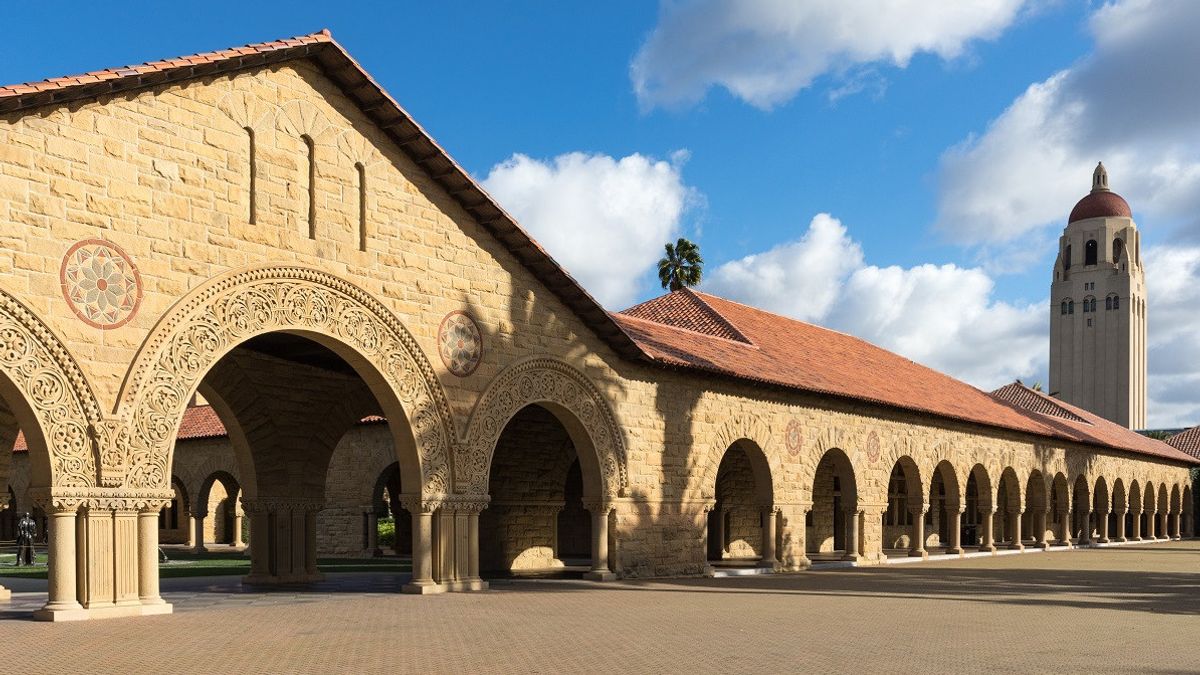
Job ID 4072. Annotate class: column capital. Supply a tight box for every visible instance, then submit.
[582,499,615,515]
[29,487,173,514]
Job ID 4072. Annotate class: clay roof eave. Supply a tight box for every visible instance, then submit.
[0,31,647,364]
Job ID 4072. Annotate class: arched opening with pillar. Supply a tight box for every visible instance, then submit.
[1025,470,1050,548]
[1129,480,1144,541]
[364,462,410,557]
[1144,482,1157,539]
[1051,473,1070,546]
[808,448,859,561]
[963,464,994,551]
[158,477,189,544]
[192,471,242,551]
[929,461,962,555]
[115,268,458,600]
[882,456,922,557]
[1157,484,1169,540]
[706,439,776,571]
[996,467,1023,549]
[1183,485,1194,538]
[1112,478,1128,542]
[466,357,628,584]
[1071,475,1092,545]
[1169,484,1182,539]
[1094,477,1111,543]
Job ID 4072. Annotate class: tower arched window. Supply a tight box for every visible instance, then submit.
[1061,300,1068,315]
[1112,295,1119,310]
[1068,300,1075,315]
[1105,296,1112,311]
[1083,295,1096,313]
[1064,244,1072,271]
[1112,238,1124,265]
[1085,239,1098,266]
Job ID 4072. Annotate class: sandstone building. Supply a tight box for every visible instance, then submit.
[1050,163,1147,428]
[0,32,1194,622]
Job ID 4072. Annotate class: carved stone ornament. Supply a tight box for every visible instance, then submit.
[29,487,174,514]
[463,357,628,498]
[59,239,143,330]
[785,418,803,457]
[437,311,483,377]
[0,289,101,487]
[117,267,456,496]
[866,431,881,465]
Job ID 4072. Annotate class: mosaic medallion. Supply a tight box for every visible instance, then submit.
[785,418,803,457]
[866,431,881,464]
[438,311,483,377]
[59,239,143,330]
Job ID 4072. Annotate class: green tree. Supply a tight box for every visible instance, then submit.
[657,238,703,292]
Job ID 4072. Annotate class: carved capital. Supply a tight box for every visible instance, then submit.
[87,417,129,487]
[241,496,324,513]
[582,499,614,515]
[30,486,172,513]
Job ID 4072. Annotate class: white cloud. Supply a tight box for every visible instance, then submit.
[632,0,1030,110]
[1145,245,1200,428]
[937,0,1200,245]
[481,151,699,309]
[706,214,1046,389]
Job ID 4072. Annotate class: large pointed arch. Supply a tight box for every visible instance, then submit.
[0,288,102,488]
[463,356,628,499]
[116,266,456,498]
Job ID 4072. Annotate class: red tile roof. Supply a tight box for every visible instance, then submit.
[622,289,750,343]
[615,290,1198,465]
[1167,427,1200,461]
[987,383,1088,423]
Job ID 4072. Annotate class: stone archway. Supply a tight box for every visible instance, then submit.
[114,266,458,598]
[808,448,860,561]
[706,438,777,570]
[882,456,923,557]
[929,460,962,555]
[964,464,994,551]
[465,357,629,581]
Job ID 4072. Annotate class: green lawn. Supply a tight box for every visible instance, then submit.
[0,550,410,580]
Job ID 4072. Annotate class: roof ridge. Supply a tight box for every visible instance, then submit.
[679,288,753,344]
[991,382,1092,424]
[613,311,760,348]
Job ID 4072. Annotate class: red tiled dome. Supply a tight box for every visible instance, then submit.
[1069,190,1131,223]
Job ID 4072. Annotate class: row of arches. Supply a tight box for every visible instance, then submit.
[703,442,1193,569]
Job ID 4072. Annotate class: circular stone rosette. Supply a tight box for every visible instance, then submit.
[59,239,143,330]
[866,431,881,464]
[785,418,803,457]
[437,311,483,377]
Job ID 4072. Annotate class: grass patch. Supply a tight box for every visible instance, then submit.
[0,550,410,580]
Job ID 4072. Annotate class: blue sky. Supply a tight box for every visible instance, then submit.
[4,1,1200,426]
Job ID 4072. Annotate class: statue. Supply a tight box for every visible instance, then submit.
[15,512,35,566]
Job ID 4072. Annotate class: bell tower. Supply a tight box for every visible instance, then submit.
[1049,163,1146,428]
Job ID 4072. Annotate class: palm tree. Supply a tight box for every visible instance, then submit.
[657,238,703,292]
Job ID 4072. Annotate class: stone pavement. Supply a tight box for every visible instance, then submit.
[0,541,1198,674]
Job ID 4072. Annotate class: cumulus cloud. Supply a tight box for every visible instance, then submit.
[482,151,699,309]
[706,214,1046,389]
[632,0,1030,110]
[1144,245,1200,428]
[937,0,1200,245]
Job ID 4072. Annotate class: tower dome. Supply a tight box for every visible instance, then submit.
[1068,162,1131,223]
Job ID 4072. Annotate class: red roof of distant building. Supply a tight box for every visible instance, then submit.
[1069,190,1132,223]
[1167,426,1200,461]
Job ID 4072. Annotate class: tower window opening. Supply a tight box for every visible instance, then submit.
[1064,244,1072,271]
[1068,300,1075,315]
[302,134,316,239]
[1113,295,1119,310]
[1085,239,1098,266]
[1113,238,1124,265]
[1061,301,1068,315]
[1106,296,1112,311]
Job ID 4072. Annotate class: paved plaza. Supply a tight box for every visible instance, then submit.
[0,541,1196,673]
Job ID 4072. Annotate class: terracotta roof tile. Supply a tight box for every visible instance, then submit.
[1167,427,1200,461]
[622,289,751,343]
[988,383,1089,423]
[614,290,1198,465]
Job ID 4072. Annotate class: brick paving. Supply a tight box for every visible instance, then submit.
[0,542,1198,674]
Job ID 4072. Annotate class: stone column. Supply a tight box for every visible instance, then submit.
[779,503,811,571]
[304,509,318,577]
[1116,509,1127,542]
[1131,509,1142,540]
[402,498,443,594]
[231,511,243,549]
[191,511,207,554]
[699,504,716,576]
[1059,509,1072,547]
[979,508,996,553]
[584,500,616,581]
[1097,510,1110,544]
[1034,509,1050,549]
[1008,509,1024,551]
[760,507,777,570]
[909,507,928,558]
[1077,508,1091,546]
[456,499,487,591]
[34,502,83,620]
[1160,512,1169,540]
[245,506,270,580]
[948,508,964,556]
[137,504,170,613]
[714,507,727,559]
[843,508,861,562]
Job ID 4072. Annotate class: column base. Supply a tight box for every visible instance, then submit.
[908,549,928,559]
[977,544,997,554]
[947,547,964,556]
[33,601,172,621]
[781,556,811,571]
[841,553,860,562]
[444,579,489,592]
[1008,543,1025,551]
[243,573,325,585]
[192,547,208,555]
[583,570,617,582]
[1034,541,1051,550]
[757,559,780,571]
[402,580,446,595]
[702,563,717,577]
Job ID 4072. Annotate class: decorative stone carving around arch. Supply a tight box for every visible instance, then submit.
[115,266,456,497]
[0,288,101,487]
[462,357,628,499]
[696,413,780,502]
